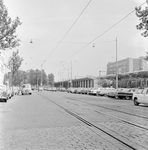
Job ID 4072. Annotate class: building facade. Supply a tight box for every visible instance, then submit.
[107,57,148,75]
[0,50,5,84]
[54,76,99,89]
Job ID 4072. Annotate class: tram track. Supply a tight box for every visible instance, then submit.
[64,96,148,120]
[38,92,148,150]
[65,96,148,131]
[64,96,148,130]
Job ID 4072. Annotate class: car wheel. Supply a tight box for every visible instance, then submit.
[134,98,139,106]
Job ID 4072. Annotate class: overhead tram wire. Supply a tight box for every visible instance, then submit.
[55,39,117,69]
[30,38,89,45]
[57,1,146,65]
[41,0,92,66]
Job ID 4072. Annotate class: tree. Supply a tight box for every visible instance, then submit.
[42,70,47,85]
[27,69,47,86]
[28,69,38,86]
[12,70,27,86]
[135,1,148,37]
[0,0,21,50]
[48,73,54,87]
[8,50,23,85]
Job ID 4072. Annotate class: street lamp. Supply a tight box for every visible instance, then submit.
[30,39,43,87]
[93,38,118,89]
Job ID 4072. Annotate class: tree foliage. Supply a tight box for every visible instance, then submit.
[27,69,48,86]
[7,50,23,85]
[99,70,148,88]
[4,68,49,87]
[0,0,21,50]
[48,73,54,87]
[8,50,23,76]
[135,1,148,37]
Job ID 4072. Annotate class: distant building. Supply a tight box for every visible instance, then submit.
[107,57,148,75]
[54,76,99,89]
[0,50,5,84]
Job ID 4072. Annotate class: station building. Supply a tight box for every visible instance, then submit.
[54,76,99,89]
[54,57,148,89]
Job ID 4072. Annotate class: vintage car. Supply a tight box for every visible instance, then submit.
[0,84,8,102]
[117,88,136,100]
[98,88,113,96]
[132,88,148,106]
[21,84,32,95]
[81,87,92,94]
[89,87,100,95]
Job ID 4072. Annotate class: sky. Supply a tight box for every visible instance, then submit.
[3,0,148,81]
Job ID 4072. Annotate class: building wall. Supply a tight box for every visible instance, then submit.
[107,57,148,75]
[54,77,99,88]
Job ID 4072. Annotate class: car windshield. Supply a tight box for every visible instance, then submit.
[121,89,131,92]
[136,89,144,94]
[23,84,30,88]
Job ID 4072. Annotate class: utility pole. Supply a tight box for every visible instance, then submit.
[71,60,72,87]
[116,37,118,89]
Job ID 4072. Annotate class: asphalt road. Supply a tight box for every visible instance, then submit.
[0,90,148,150]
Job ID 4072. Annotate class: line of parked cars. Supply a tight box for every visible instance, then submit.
[0,83,33,102]
[0,84,19,102]
[66,86,148,106]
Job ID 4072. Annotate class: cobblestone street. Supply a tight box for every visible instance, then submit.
[0,91,148,150]
[0,126,126,150]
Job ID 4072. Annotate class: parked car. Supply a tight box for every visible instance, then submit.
[85,88,92,95]
[89,87,100,95]
[132,88,148,106]
[106,88,117,98]
[96,87,103,96]
[75,87,83,94]
[106,88,116,97]
[50,87,57,92]
[67,87,76,93]
[0,84,8,102]
[112,88,125,99]
[117,88,136,100]
[80,88,86,94]
[38,86,44,91]
[81,88,91,94]
[6,86,13,99]
[21,84,32,95]
[59,87,66,92]
[99,88,111,96]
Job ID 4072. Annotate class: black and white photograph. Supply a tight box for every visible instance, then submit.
[0,0,148,150]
